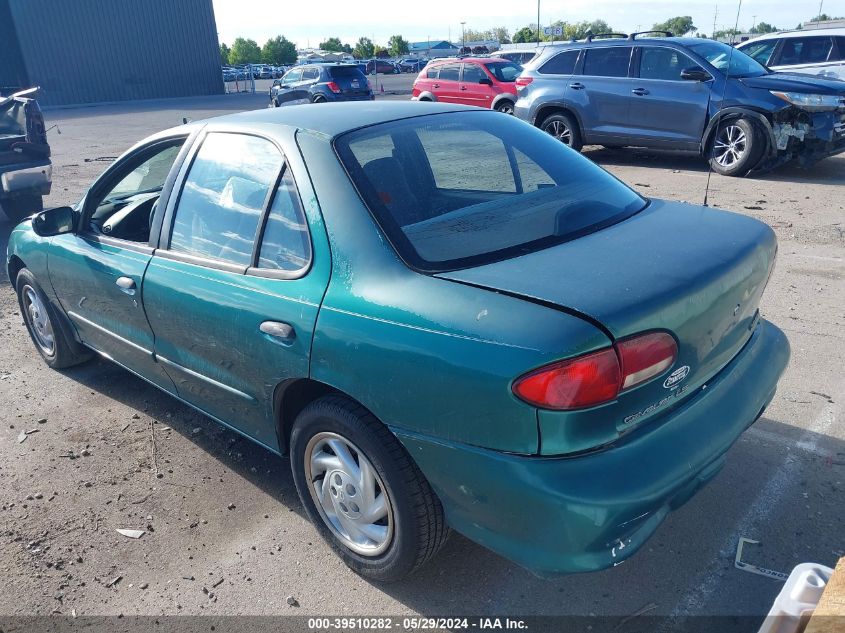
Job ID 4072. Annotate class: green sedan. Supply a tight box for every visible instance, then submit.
[6,102,789,581]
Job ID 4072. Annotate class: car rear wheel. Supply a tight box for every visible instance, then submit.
[15,268,92,369]
[312,95,327,104]
[290,395,449,581]
[495,100,515,115]
[271,97,280,108]
[708,118,763,177]
[541,112,583,152]
[2,194,43,223]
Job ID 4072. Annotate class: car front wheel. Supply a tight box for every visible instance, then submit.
[15,268,91,369]
[290,395,449,581]
[541,112,583,152]
[708,118,763,177]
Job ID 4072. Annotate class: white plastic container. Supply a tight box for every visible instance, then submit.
[757,563,834,633]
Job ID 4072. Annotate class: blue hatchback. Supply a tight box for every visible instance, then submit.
[269,63,374,107]
[514,33,845,176]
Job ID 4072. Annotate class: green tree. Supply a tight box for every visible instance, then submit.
[374,46,388,58]
[261,35,296,65]
[229,37,261,64]
[809,14,842,22]
[512,26,536,44]
[561,20,613,41]
[341,43,353,54]
[491,26,511,44]
[750,21,778,34]
[353,37,375,59]
[319,37,344,52]
[652,16,696,36]
[219,43,230,65]
[388,34,409,56]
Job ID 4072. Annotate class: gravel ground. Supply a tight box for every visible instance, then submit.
[0,89,843,626]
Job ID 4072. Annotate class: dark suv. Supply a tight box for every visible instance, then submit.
[269,64,374,106]
[514,34,845,176]
[1,87,51,222]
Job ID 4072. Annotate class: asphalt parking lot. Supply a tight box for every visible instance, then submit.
[1,89,843,628]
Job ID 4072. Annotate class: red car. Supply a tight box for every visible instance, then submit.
[412,57,521,114]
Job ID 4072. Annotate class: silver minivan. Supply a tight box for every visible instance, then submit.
[738,28,845,80]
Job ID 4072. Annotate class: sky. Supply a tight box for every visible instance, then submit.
[211,0,837,48]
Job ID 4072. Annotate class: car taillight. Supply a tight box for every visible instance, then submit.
[327,81,342,94]
[512,332,677,410]
[616,332,677,390]
[515,77,533,89]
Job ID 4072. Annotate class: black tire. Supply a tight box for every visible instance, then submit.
[290,395,449,582]
[271,97,280,108]
[15,268,92,369]
[708,117,764,177]
[2,194,43,223]
[494,100,515,115]
[601,144,625,150]
[540,112,583,152]
[312,95,327,104]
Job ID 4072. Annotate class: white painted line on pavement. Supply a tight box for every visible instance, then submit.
[666,377,844,622]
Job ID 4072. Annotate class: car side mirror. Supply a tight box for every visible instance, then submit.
[32,206,75,237]
[680,67,711,82]
[479,76,493,85]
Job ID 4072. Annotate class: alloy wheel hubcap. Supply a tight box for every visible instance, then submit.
[304,432,393,556]
[22,285,55,355]
[714,125,747,167]
[546,120,572,145]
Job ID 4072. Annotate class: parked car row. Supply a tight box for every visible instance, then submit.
[411,32,845,176]
[223,64,288,82]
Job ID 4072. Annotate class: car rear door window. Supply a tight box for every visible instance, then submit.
[256,169,311,273]
[582,47,632,77]
[302,67,320,81]
[639,47,693,80]
[776,37,833,65]
[170,133,282,266]
[539,50,579,75]
[438,64,461,81]
[835,37,845,61]
[284,68,302,83]
[461,63,485,83]
[426,66,439,79]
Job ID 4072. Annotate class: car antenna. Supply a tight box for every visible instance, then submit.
[703,0,743,207]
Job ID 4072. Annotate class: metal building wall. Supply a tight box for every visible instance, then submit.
[0,0,29,89]
[8,0,223,106]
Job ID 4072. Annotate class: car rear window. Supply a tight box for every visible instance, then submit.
[335,111,645,272]
[329,66,364,78]
[539,50,579,75]
[438,64,461,81]
[582,47,632,77]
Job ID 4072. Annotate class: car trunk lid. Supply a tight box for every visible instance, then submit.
[437,199,777,444]
[328,67,371,96]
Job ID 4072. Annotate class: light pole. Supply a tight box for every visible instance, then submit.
[461,22,466,51]
[536,0,541,46]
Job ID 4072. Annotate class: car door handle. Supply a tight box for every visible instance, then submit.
[569,82,585,90]
[260,321,296,343]
[460,86,468,90]
[433,83,440,88]
[632,88,650,96]
[115,276,136,296]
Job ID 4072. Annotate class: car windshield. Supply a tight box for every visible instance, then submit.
[485,61,522,81]
[335,112,646,271]
[687,41,768,77]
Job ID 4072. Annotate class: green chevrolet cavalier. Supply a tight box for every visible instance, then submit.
[7,102,789,580]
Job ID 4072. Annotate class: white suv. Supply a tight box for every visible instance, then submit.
[738,28,845,80]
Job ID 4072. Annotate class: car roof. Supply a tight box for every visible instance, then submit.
[542,36,708,50]
[198,102,475,139]
[737,27,845,43]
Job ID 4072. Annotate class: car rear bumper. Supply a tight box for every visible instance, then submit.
[0,160,52,198]
[393,319,789,576]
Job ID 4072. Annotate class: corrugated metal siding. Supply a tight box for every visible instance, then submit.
[9,0,223,106]
[0,0,29,89]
